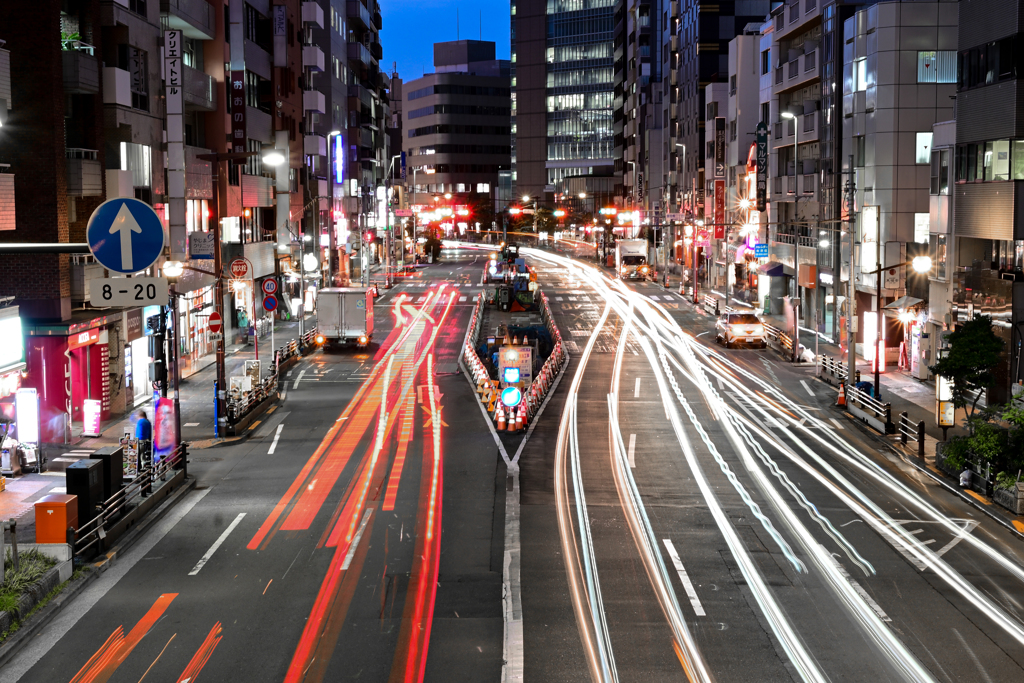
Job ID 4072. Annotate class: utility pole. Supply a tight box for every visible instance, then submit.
[845,154,858,389]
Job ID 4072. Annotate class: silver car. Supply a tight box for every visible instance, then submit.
[715,312,767,348]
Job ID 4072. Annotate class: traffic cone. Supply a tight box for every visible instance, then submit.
[503,333,511,345]
[476,377,486,395]
[837,383,847,407]
[520,402,528,426]
[515,406,524,432]
[486,386,497,413]
[508,406,519,433]
[496,405,506,431]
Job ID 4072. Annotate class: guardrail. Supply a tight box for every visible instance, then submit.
[846,383,893,433]
[763,322,794,354]
[226,372,278,422]
[702,294,720,316]
[73,442,188,559]
[897,411,926,457]
[817,355,858,387]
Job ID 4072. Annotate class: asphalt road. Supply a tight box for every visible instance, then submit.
[4,250,504,683]
[519,245,1024,683]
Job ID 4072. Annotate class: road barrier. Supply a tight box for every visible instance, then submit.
[846,383,893,434]
[897,411,926,458]
[817,355,858,388]
[763,322,794,355]
[702,294,719,316]
[72,442,188,560]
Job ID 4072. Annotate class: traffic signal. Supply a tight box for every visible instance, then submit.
[364,230,376,243]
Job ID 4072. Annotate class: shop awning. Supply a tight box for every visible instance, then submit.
[884,295,924,310]
[758,262,793,277]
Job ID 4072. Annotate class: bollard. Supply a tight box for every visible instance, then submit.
[917,420,926,458]
[899,412,908,445]
[9,518,18,572]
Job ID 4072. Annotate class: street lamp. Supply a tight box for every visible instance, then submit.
[261,150,285,167]
[861,256,933,399]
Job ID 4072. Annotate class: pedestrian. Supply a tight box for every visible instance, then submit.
[136,410,153,493]
[960,467,972,489]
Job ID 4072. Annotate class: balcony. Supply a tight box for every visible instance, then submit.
[800,173,817,195]
[301,1,324,27]
[161,0,216,40]
[62,48,100,94]
[65,149,103,197]
[102,67,131,107]
[348,41,373,67]
[348,83,373,109]
[303,89,326,114]
[304,134,327,157]
[183,63,215,111]
[773,0,822,41]
[370,41,382,61]
[302,45,325,72]
[347,1,373,30]
[0,170,13,232]
[373,9,382,29]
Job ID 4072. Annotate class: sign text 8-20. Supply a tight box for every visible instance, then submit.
[89,277,169,307]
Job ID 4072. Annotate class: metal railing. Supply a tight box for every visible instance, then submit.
[226,371,278,422]
[764,322,793,353]
[74,443,187,558]
[847,383,892,428]
[703,294,720,316]
[818,354,856,385]
[897,411,926,457]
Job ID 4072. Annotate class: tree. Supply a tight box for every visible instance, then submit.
[929,315,1004,426]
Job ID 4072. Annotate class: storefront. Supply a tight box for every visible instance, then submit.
[124,307,151,407]
[0,306,27,455]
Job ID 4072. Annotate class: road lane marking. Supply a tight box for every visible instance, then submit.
[824,548,890,622]
[829,418,845,430]
[292,369,306,389]
[184,422,200,427]
[634,377,641,398]
[459,296,467,302]
[189,513,247,576]
[268,424,284,454]
[341,508,374,570]
[650,295,660,300]
[800,380,815,396]
[627,434,636,468]
[662,539,705,616]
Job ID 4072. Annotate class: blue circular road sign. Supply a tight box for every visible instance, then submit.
[263,295,279,312]
[86,198,165,274]
[501,387,522,408]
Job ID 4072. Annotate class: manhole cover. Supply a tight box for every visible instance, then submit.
[193,457,223,463]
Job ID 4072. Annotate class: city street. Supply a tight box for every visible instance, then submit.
[518,247,1024,683]
[2,253,504,683]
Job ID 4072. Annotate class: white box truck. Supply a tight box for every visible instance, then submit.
[316,287,374,348]
[615,239,651,280]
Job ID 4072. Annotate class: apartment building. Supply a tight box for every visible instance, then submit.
[951,0,1024,402]
[403,40,512,220]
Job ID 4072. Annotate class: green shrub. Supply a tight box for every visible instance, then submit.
[942,436,970,471]
[0,549,57,611]
[995,471,1020,491]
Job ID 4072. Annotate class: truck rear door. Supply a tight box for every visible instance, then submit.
[342,292,366,337]
[318,293,340,337]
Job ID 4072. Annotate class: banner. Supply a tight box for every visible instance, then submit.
[755,122,768,212]
[153,396,177,460]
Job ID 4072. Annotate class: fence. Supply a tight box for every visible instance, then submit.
[817,355,857,387]
[225,327,317,425]
[897,411,926,457]
[702,294,719,316]
[846,383,893,433]
[73,443,188,560]
[763,322,794,354]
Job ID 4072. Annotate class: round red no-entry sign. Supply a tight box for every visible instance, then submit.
[208,311,223,333]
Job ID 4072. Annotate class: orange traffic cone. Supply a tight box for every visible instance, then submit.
[512,335,519,345]
[503,333,511,345]
[837,383,847,407]
[514,406,524,432]
[486,386,497,412]
[520,402,528,427]
[496,405,506,431]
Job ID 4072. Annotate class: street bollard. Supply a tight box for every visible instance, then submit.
[900,412,908,445]
[9,518,18,572]
[917,420,926,458]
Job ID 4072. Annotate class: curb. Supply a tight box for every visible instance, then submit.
[189,432,253,450]
[0,475,196,668]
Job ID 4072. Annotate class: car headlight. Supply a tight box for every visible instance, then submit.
[358,335,368,345]
[315,335,325,345]
[620,266,628,273]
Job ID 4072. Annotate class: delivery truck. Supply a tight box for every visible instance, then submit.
[315,287,374,348]
[615,239,652,280]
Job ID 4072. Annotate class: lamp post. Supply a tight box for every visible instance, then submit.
[326,130,342,286]
[861,255,933,399]
[161,260,184,451]
[781,111,800,355]
[385,154,402,287]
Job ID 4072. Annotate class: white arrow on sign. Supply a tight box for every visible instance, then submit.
[110,203,143,271]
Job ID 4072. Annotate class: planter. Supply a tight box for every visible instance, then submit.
[993,483,1024,515]
[0,560,70,635]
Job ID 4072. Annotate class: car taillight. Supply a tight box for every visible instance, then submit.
[357,335,368,346]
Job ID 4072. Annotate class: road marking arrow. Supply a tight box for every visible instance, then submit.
[110,202,143,271]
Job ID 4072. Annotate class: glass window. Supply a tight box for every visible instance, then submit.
[855,58,867,92]
[984,141,995,180]
[930,234,947,280]
[916,133,933,164]
[992,139,1010,180]
[1013,141,1024,180]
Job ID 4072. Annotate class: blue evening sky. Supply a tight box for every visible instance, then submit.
[379,1,512,80]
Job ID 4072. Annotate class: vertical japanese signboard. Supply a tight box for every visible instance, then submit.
[714,179,726,239]
[165,30,186,259]
[755,122,768,212]
[231,71,246,153]
[714,117,726,179]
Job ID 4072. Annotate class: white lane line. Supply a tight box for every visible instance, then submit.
[627,434,637,468]
[188,512,247,576]
[184,422,200,427]
[829,418,845,430]
[341,508,374,570]
[634,377,641,398]
[662,539,706,616]
[800,380,815,396]
[555,296,564,302]
[824,547,891,622]
[650,295,661,301]
[716,376,726,391]
[268,424,284,454]
[459,296,467,302]
[292,369,306,390]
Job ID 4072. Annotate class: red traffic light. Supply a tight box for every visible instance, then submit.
[508,207,522,215]
[365,231,376,243]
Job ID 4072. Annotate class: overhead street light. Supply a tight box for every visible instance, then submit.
[262,150,286,167]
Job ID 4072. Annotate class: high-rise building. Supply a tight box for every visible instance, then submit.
[402,40,511,217]
[512,0,616,202]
